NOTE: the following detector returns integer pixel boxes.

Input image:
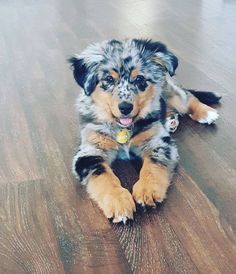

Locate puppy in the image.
[69,39,220,223]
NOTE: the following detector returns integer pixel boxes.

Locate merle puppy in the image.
[69,39,220,223]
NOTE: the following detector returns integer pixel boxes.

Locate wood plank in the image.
[164,168,236,273]
[0,181,65,274]
[0,84,41,184]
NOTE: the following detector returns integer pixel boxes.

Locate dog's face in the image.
[69,39,178,127]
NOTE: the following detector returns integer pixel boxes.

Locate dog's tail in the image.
[187,89,222,105]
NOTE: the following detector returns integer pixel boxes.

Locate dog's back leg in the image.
[163,75,221,124]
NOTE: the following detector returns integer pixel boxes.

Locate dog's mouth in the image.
[117,117,134,127]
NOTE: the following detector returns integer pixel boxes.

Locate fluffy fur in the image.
[69,39,220,223]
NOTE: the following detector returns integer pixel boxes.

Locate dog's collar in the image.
[116,128,131,144]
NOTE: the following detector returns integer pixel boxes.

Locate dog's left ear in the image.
[68,56,98,96]
[135,39,178,76]
[154,48,178,76]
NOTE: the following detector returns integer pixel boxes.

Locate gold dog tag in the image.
[116,129,130,144]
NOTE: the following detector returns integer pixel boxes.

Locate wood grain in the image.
[0,0,236,273]
[0,181,64,273]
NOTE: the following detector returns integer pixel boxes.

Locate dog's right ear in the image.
[68,57,98,96]
[133,39,178,76]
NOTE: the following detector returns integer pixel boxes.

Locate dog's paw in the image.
[132,179,167,207]
[165,113,179,132]
[189,104,219,125]
[197,110,219,124]
[102,187,136,223]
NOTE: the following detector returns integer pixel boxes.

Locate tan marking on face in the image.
[133,84,157,118]
[87,164,135,221]
[187,97,217,121]
[110,69,119,80]
[87,131,118,150]
[130,68,139,79]
[129,127,156,146]
[92,81,158,122]
[132,157,170,206]
[91,86,120,121]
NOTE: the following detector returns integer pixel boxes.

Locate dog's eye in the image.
[135,75,145,84]
[104,75,114,84]
[134,75,147,91]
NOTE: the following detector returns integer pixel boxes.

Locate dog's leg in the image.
[164,75,219,124]
[132,136,178,206]
[187,96,219,124]
[132,157,170,206]
[73,153,135,223]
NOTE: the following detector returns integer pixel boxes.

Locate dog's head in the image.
[69,39,178,127]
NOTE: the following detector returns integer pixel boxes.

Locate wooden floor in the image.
[0,0,236,273]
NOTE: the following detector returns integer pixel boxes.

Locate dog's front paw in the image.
[132,179,167,207]
[101,187,136,223]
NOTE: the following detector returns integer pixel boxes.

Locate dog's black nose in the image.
[118,102,133,115]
